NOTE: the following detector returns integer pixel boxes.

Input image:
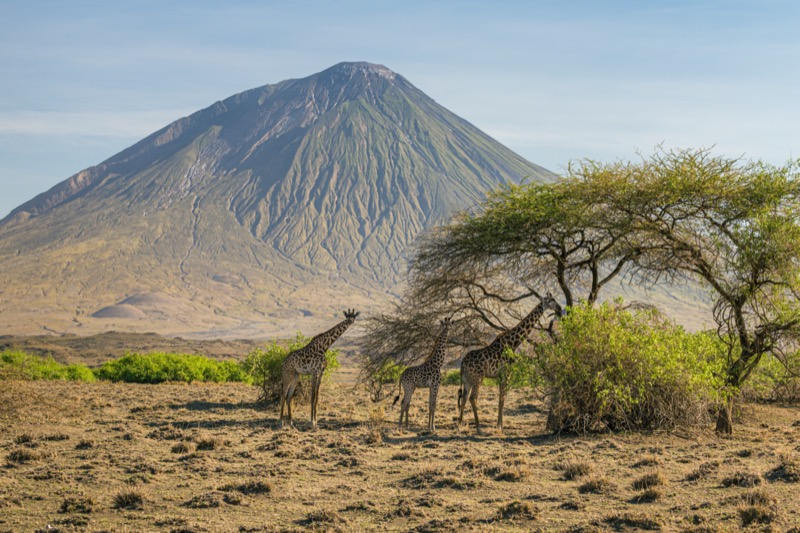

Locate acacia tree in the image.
[361,165,642,382]
[597,148,800,433]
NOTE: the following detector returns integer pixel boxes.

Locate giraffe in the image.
[457,294,560,433]
[279,309,359,429]
[392,317,451,432]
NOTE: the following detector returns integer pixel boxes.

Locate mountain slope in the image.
[0,62,554,338]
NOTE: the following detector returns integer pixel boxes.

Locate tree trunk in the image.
[715,398,733,435]
[717,350,748,435]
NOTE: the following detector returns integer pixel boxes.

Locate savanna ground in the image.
[2,367,800,533]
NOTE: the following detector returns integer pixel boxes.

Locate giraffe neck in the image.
[424,324,450,369]
[308,318,355,352]
[492,302,546,351]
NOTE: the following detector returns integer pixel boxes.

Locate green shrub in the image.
[503,347,542,390]
[64,364,97,382]
[366,359,408,401]
[442,369,461,386]
[540,302,726,433]
[0,349,95,382]
[373,359,406,385]
[93,352,250,384]
[240,333,340,405]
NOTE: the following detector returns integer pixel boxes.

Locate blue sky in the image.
[1,0,798,218]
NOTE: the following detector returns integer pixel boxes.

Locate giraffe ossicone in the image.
[279,309,359,429]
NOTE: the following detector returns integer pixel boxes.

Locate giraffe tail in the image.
[390,380,402,409]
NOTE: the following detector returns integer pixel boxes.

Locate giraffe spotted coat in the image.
[458,294,560,433]
[279,309,359,429]
[393,317,451,431]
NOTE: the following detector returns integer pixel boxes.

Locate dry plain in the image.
[2,366,800,532]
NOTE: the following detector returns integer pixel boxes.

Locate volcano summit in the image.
[0,62,553,338]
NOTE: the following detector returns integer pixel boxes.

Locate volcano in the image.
[0,62,554,338]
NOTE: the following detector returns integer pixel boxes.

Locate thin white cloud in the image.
[0,110,193,137]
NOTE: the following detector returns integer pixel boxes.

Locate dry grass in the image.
[601,511,662,530]
[686,460,720,481]
[722,470,763,488]
[13,433,34,445]
[632,470,667,490]
[767,451,800,482]
[742,487,777,507]
[59,496,94,513]
[221,479,273,495]
[738,503,778,527]
[631,487,663,503]
[496,500,540,520]
[556,457,593,480]
[632,454,662,468]
[0,377,799,531]
[112,489,145,510]
[578,475,616,494]
[303,508,348,527]
[171,442,191,453]
[195,436,224,450]
[75,438,94,449]
[737,488,780,527]
[6,448,39,464]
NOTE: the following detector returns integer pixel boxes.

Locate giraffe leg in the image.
[428,383,439,432]
[397,395,405,428]
[470,383,482,434]
[310,374,320,429]
[279,386,286,427]
[458,379,472,427]
[498,374,508,430]
[399,385,413,429]
[279,370,288,426]
[281,371,298,428]
[313,373,323,429]
[397,379,407,428]
[285,375,299,428]
[286,387,295,427]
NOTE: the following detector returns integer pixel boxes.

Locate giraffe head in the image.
[439,316,451,329]
[541,293,561,316]
[343,309,360,321]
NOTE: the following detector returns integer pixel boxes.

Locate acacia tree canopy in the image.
[411,164,644,317]
[597,148,800,433]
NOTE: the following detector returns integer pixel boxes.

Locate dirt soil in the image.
[1,374,800,532]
